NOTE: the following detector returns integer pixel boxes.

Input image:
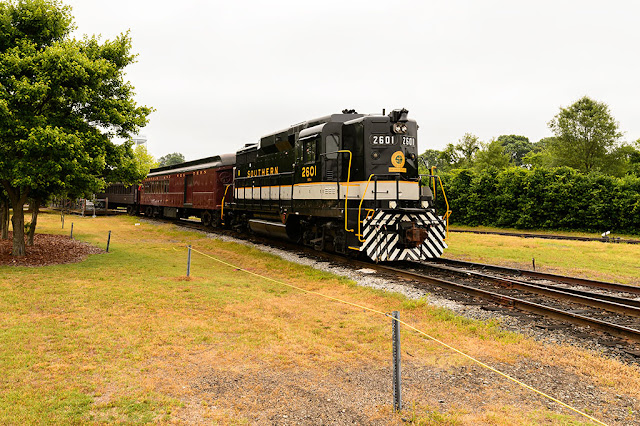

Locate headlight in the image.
[392,123,406,134]
[421,201,429,208]
[389,201,397,209]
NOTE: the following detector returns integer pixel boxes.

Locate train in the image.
[100,108,450,261]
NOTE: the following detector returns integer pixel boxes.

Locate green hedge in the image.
[432,167,640,234]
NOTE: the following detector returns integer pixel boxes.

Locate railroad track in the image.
[450,228,640,245]
[162,217,640,348]
[433,258,640,295]
[412,260,640,343]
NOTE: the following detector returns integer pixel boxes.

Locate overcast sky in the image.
[66,0,640,161]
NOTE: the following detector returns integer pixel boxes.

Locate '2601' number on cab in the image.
[302,165,316,178]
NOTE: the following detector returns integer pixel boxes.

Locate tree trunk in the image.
[5,201,10,239]
[0,199,8,240]
[3,184,30,257]
[10,198,26,256]
[27,199,40,246]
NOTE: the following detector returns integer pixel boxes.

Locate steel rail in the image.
[529,281,640,309]
[434,258,640,295]
[418,262,640,318]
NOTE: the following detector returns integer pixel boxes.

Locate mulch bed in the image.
[0,232,104,267]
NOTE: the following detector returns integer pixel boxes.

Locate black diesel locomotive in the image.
[227,108,449,261]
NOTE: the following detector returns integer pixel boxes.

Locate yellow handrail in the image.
[220,184,231,224]
[337,150,354,233]
[435,175,451,240]
[357,174,375,242]
[430,166,437,201]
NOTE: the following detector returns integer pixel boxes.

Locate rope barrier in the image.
[186,245,608,426]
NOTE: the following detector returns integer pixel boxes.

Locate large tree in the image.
[547,96,622,173]
[0,0,151,256]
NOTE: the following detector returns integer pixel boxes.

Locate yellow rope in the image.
[187,245,608,426]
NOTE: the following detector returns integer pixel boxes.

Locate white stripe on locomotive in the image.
[234,180,420,201]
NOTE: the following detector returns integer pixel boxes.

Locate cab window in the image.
[326,134,339,160]
[303,137,317,163]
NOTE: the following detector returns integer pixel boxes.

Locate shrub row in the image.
[431,167,640,235]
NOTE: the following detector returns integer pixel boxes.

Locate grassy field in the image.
[1,212,639,424]
[449,224,640,240]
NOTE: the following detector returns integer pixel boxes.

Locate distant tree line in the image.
[422,96,640,234]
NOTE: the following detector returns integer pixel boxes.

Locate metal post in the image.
[61,213,64,229]
[70,223,74,239]
[392,311,402,411]
[532,257,536,271]
[106,230,111,252]
[187,245,192,277]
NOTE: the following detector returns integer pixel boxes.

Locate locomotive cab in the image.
[349,108,421,206]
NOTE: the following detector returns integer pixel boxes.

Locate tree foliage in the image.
[437,167,640,234]
[421,97,640,177]
[473,139,510,171]
[420,97,640,233]
[521,137,556,169]
[0,0,152,255]
[496,135,533,166]
[132,145,158,179]
[158,152,185,167]
[547,96,622,173]
[420,135,481,173]
[418,148,451,174]
[456,133,480,167]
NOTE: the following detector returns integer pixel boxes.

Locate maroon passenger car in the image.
[95,183,138,214]
[139,154,235,226]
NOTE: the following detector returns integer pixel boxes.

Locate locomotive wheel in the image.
[201,210,212,227]
[211,212,221,228]
[126,205,136,216]
[144,206,153,217]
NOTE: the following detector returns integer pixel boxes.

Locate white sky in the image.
[66,0,640,161]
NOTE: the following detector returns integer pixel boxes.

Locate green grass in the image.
[1,212,638,424]
[449,224,640,240]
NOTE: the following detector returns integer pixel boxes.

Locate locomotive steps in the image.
[1,212,639,424]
